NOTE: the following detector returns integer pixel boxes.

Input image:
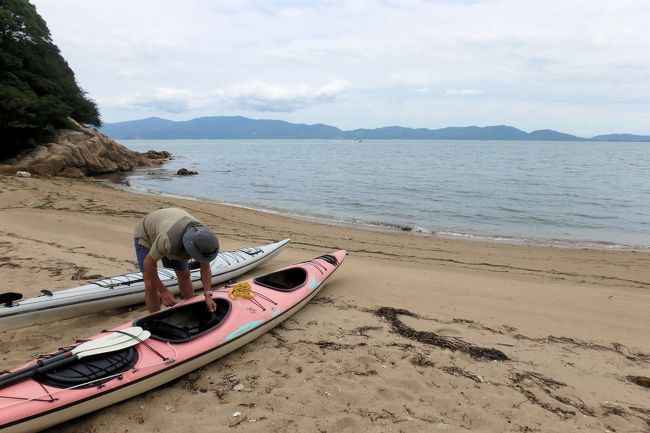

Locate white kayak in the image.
[0,239,290,332]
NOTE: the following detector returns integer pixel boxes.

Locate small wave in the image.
[436,230,525,244]
[495,206,527,214]
[434,230,649,251]
[565,212,616,220]
[94,178,198,201]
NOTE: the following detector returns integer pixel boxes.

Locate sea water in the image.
[114,139,650,249]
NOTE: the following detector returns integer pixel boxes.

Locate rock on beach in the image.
[0,123,170,177]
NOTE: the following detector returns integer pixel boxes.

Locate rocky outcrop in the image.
[143,150,172,160]
[0,123,170,178]
[176,168,198,176]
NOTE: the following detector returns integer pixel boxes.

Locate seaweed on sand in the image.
[375,307,509,361]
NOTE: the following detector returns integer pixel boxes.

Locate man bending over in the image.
[134,208,219,312]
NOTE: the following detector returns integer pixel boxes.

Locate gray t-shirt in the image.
[134,208,199,261]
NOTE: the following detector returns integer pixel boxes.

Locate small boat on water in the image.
[0,249,346,433]
[0,239,290,332]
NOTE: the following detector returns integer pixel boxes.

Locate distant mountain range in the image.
[101,116,650,142]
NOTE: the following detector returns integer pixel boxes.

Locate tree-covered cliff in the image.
[0,0,100,159]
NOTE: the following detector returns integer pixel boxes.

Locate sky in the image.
[30,0,650,136]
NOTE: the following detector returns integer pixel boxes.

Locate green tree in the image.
[0,0,100,159]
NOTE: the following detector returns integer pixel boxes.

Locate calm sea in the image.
[113,139,650,250]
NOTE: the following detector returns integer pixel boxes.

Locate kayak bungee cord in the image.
[240,247,262,256]
[0,380,56,403]
[303,260,327,274]
[218,246,263,266]
[91,272,152,289]
[92,271,167,289]
[131,341,177,372]
[111,329,175,363]
[301,254,340,275]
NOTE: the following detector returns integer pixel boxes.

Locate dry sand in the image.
[0,175,649,433]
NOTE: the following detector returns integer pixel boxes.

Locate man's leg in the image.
[176,270,194,299]
[135,239,161,311]
[162,257,193,300]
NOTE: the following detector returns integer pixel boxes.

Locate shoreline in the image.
[1,174,649,433]
[1,174,648,334]
[98,171,650,253]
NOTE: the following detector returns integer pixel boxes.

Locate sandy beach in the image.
[0,174,648,433]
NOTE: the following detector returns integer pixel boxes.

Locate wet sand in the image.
[0,175,649,432]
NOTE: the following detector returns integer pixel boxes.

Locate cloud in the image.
[446,89,483,96]
[101,80,351,113]
[101,88,209,113]
[215,79,351,112]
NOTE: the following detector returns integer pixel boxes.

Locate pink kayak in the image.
[0,250,346,433]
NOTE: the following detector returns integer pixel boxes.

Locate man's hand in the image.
[205,293,216,312]
[159,288,176,307]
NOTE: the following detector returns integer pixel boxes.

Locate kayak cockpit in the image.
[39,347,139,389]
[254,267,307,292]
[134,299,231,343]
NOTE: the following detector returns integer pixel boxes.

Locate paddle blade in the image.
[77,331,151,359]
[72,327,149,357]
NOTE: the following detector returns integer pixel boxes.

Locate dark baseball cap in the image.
[182,224,219,262]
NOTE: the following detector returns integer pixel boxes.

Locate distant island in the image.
[101,116,650,142]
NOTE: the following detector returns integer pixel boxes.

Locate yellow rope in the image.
[229,281,255,300]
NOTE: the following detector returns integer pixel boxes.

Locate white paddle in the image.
[0,327,149,389]
[75,330,151,358]
[28,326,148,359]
